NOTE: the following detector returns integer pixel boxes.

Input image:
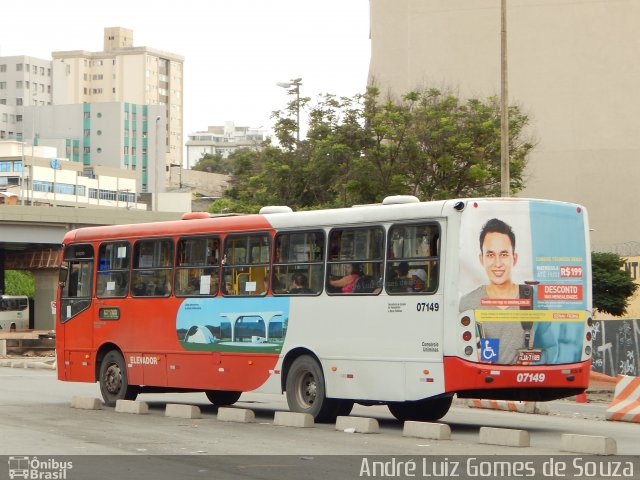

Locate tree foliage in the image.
[592,252,638,317]
[213,84,534,211]
[4,270,35,297]
[192,153,233,174]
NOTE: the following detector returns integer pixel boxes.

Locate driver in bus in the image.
[459,218,534,364]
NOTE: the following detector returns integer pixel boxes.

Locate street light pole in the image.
[276,78,302,143]
[500,0,510,197]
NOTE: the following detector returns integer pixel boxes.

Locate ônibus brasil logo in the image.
[8,456,72,480]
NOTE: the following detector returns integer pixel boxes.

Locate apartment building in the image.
[19,102,165,196]
[52,27,184,170]
[368,0,640,251]
[186,122,266,168]
[0,141,145,209]
[0,56,54,109]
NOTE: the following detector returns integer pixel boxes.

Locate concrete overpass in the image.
[0,205,183,329]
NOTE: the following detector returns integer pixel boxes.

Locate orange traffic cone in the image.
[576,392,588,403]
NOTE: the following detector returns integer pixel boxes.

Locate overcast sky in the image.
[0,0,371,137]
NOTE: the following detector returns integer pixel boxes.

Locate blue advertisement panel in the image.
[458,200,589,365]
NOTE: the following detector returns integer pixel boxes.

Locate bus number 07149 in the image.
[417,302,439,312]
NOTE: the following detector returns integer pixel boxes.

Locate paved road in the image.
[1,366,637,458]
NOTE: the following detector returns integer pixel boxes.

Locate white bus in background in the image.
[0,295,30,331]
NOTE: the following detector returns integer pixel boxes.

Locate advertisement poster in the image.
[458,200,589,365]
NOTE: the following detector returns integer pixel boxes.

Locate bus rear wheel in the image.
[205,390,242,406]
[388,396,453,422]
[99,350,139,407]
[286,355,339,423]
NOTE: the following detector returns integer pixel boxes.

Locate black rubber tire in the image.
[388,396,453,422]
[285,355,339,423]
[99,350,139,407]
[205,390,242,406]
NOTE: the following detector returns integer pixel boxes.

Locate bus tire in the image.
[286,355,338,423]
[99,350,139,407]
[387,396,453,422]
[205,390,242,406]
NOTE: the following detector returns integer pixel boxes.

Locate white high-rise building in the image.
[0,56,54,109]
[52,27,184,171]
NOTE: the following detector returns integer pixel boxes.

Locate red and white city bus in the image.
[56,196,593,422]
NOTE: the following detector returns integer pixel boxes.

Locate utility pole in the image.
[500,0,510,197]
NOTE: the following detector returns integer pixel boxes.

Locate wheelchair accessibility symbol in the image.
[481,338,499,362]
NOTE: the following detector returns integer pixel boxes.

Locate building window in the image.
[16,64,22,71]
[0,162,12,172]
[0,65,5,72]
[89,188,98,199]
[83,129,90,137]
[0,100,6,105]
[0,82,6,89]
[16,81,23,88]
[15,98,22,106]
[83,112,90,119]
[33,181,54,193]
[39,67,44,75]
[32,65,37,74]
[16,115,22,122]
[83,147,90,154]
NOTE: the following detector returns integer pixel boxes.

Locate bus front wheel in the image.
[99,350,139,407]
[388,396,453,422]
[286,355,339,423]
[205,390,242,406]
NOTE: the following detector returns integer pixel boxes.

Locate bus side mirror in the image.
[58,267,68,286]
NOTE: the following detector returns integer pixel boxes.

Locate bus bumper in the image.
[443,356,591,401]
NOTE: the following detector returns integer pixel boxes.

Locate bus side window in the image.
[96,241,130,298]
[131,239,174,297]
[60,243,94,323]
[385,223,440,295]
[272,230,325,295]
[326,227,384,295]
[222,233,270,297]
[175,237,220,297]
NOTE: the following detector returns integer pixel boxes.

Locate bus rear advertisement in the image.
[56,197,592,422]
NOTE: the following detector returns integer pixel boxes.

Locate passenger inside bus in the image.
[329,263,361,294]
[289,273,314,294]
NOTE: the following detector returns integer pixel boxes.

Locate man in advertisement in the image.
[459,218,534,364]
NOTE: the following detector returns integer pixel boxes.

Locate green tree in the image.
[192,153,232,174]
[592,252,638,316]
[4,270,35,297]
[226,84,534,210]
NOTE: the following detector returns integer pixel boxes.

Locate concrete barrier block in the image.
[273,411,314,428]
[71,396,103,410]
[403,421,451,440]
[165,403,201,419]
[561,434,617,455]
[335,416,379,434]
[115,399,149,415]
[479,426,529,447]
[217,407,255,423]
